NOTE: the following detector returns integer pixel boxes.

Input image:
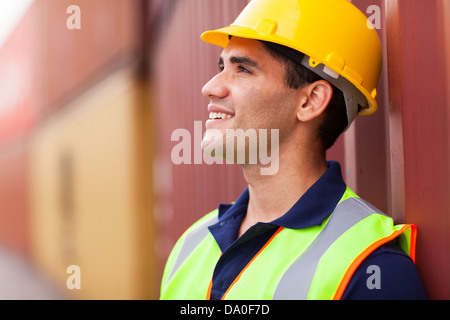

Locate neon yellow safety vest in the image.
[160,188,417,300]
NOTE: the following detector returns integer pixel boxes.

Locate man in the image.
[160,0,426,300]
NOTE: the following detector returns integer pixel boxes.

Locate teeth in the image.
[209,112,233,120]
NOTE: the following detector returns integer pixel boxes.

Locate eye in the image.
[237,65,251,73]
[218,58,224,72]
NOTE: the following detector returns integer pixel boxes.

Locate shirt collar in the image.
[216,161,347,230]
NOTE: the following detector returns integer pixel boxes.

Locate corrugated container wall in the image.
[383,0,450,299]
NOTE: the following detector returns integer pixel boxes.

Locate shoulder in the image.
[342,242,427,300]
[160,209,219,287]
[181,209,219,238]
[170,209,219,258]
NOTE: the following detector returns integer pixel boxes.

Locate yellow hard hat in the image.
[201,0,382,127]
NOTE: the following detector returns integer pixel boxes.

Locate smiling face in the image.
[201,37,301,162]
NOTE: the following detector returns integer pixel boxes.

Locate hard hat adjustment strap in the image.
[300,55,367,131]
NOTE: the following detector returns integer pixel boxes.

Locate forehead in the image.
[220,37,275,63]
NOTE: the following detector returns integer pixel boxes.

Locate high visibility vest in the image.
[160,188,417,300]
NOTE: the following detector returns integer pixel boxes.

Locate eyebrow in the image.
[218,55,261,71]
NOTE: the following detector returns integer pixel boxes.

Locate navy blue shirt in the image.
[207,161,427,300]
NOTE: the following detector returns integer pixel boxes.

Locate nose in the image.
[201,72,229,99]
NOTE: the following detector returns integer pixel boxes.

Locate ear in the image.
[297,80,333,123]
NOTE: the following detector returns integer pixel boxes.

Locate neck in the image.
[239,145,327,237]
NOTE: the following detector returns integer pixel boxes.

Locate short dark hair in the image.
[261,41,348,154]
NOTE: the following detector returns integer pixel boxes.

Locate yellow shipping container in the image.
[29,68,156,299]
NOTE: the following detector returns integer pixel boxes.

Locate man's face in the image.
[201,37,300,162]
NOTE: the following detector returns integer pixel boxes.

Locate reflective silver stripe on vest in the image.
[166,213,219,284]
[273,197,386,300]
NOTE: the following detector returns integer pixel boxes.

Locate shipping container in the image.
[0,0,157,299]
[30,68,156,299]
[0,0,44,260]
[42,0,139,113]
[0,1,42,148]
[382,0,450,299]
[0,143,30,255]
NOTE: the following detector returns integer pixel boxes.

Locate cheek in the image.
[231,79,298,129]
[247,90,297,129]
[231,87,262,125]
